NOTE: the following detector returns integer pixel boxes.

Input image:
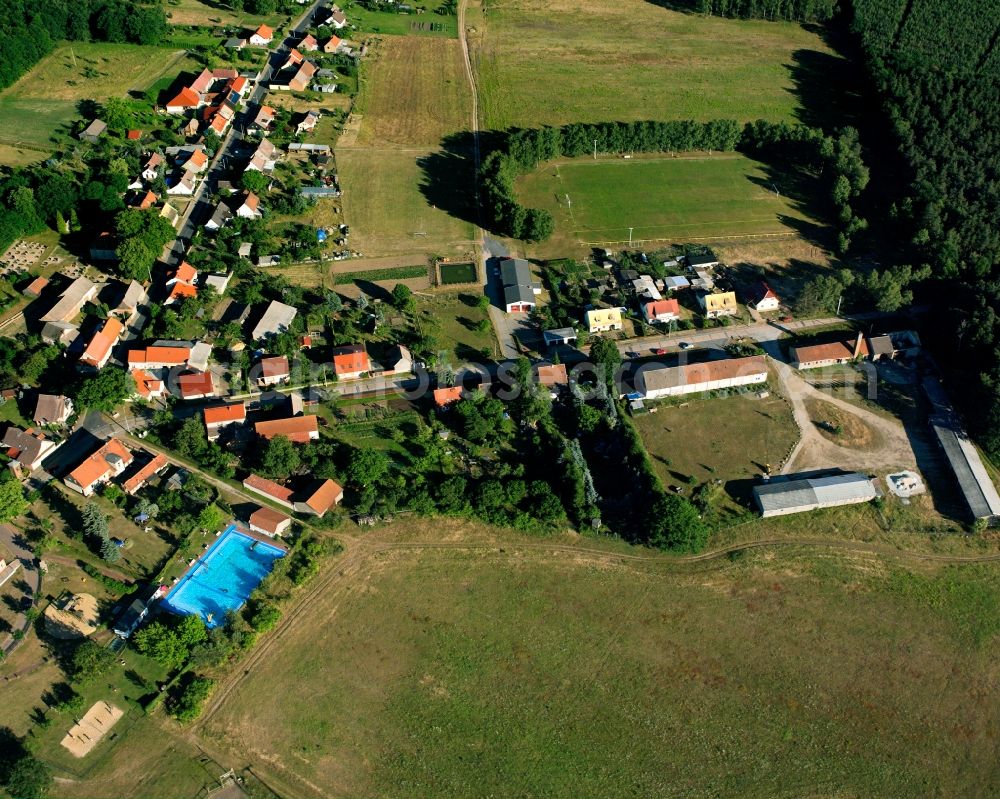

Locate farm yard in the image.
[198,521,1000,799]
[516,154,808,254]
[469,0,840,130]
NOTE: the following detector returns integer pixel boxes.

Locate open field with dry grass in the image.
[196,519,1000,798]
[164,0,285,28]
[337,149,476,257]
[469,0,839,130]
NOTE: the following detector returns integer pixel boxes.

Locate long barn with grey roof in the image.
[753,472,879,518]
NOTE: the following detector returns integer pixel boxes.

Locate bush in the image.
[167,675,214,723]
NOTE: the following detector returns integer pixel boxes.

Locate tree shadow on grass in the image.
[417,130,506,231]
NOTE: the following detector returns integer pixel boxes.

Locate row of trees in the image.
[848,1,1000,458]
[0,0,168,89]
[480,119,742,240]
[688,0,836,21]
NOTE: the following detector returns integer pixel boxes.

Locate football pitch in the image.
[517,154,806,246]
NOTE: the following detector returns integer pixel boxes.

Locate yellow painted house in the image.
[585,308,623,333]
[699,291,738,318]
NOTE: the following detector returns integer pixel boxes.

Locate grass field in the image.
[471,0,839,130]
[337,149,475,257]
[415,291,494,362]
[517,154,807,250]
[348,2,458,37]
[352,36,471,148]
[199,526,1000,798]
[164,0,284,27]
[634,386,798,488]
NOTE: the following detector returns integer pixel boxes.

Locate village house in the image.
[325,9,348,28]
[142,153,163,181]
[252,300,298,341]
[249,506,292,536]
[65,438,133,496]
[642,298,681,324]
[122,453,168,495]
[249,24,274,46]
[501,258,542,313]
[433,386,464,408]
[243,474,296,510]
[791,333,868,370]
[246,138,278,172]
[225,36,247,50]
[167,172,196,196]
[287,60,317,92]
[236,191,262,219]
[687,251,719,270]
[78,317,124,370]
[2,427,59,476]
[867,330,921,361]
[133,370,166,400]
[636,355,768,400]
[255,415,320,443]
[332,344,370,380]
[383,345,413,375]
[251,105,276,132]
[165,87,201,115]
[699,291,738,319]
[293,478,344,516]
[34,394,73,426]
[585,308,623,334]
[203,402,247,441]
[257,356,291,387]
[283,48,304,70]
[111,280,148,324]
[177,371,217,400]
[322,35,342,53]
[299,33,319,51]
[746,281,780,312]
[534,364,569,394]
[164,260,198,305]
[129,189,157,210]
[296,110,321,135]
[127,344,193,371]
[205,201,234,232]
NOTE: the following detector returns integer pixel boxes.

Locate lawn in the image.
[633,385,798,489]
[414,291,494,362]
[336,149,476,258]
[351,35,471,148]
[516,154,809,251]
[199,529,1000,798]
[471,0,840,130]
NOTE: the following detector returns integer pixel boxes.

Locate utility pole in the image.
[593,139,597,160]
[628,227,634,246]
[836,295,843,316]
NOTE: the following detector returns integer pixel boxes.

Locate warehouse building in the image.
[635,355,767,400]
[753,472,879,518]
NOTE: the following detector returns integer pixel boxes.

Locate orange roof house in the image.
[204,401,247,440]
[323,36,342,53]
[791,333,869,370]
[295,479,343,516]
[331,344,370,379]
[249,505,292,536]
[168,260,198,284]
[535,363,568,387]
[258,355,290,386]
[243,474,295,509]
[165,86,201,113]
[79,317,124,370]
[123,453,168,494]
[126,129,142,140]
[433,386,464,407]
[250,24,273,45]
[166,282,198,304]
[128,346,191,370]
[254,415,319,443]
[177,371,216,400]
[642,298,681,323]
[131,190,157,210]
[133,370,165,399]
[65,438,133,496]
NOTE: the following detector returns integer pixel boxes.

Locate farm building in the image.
[249,506,292,536]
[252,301,298,341]
[868,330,920,361]
[585,308,623,333]
[698,291,738,318]
[791,333,868,370]
[243,474,295,510]
[79,119,107,144]
[78,318,124,370]
[40,277,98,323]
[501,259,541,313]
[122,454,168,495]
[255,416,319,443]
[753,472,879,518]
[635,355,768,400]
[294,478,344,516]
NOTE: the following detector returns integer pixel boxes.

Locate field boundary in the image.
[581,231,799,247]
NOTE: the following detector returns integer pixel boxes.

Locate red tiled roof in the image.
[747,281,779,304]
[302,479,343,515]
[203,402,247,425]
[243,474,294,504]
[433,386,463,407]
[128,346,190,367]
[79,317,124,368]
[171,260,197,283]
[67,438,132,490]
[260,356,290,378]
[123,453,168,494]
[133,370,163,398]
[644,298,680,317]
[253,24,273,39]
[535,364,568,386]
[190,68,214,94]
[126,129,142,140]
[166,87,201,108]
[249,505,290,534]
[793,338,869,364]
[25,276,49,295]
[255,416,318,443]
[167,282,198,302]
[177,371,215,398]
[332,344,369,375]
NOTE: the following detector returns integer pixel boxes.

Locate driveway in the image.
[0,523,40,656]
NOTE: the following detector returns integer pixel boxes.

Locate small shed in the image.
[79,119,107,144]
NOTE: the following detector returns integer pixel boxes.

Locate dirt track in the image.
[773,359,917,475]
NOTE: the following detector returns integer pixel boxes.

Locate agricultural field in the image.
[351,36,471,148]
[470,0,840,130]
[199,525,1000,799]
[163,0,285,28]
[337,149,476,257]
[516,154,808,252]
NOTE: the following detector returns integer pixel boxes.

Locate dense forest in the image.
[848,0,1000,455]
[0,0,167,89]
[687,0,836,21]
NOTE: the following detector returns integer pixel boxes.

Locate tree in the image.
[167,676,214,722]
[103,97,135,131]
[175,614,208,647]
[0,478,27,523]
[4,754,52,799]
[391,283,415,312]
[645,494,709,553]
[133,622,188,669]
[70,640,116,682]
[240,170,270,194]
[260,435,300,479]
[245,600,281,632]
[100,537,121,563]
[346,448,391,487]
[174,418,207,460]
[590,336,622,392]
[196,504,224,532]
[75,366,134,411]
[81,502,109,541]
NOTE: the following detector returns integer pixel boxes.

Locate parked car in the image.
[678,342,693,350]
[653,347,668,355]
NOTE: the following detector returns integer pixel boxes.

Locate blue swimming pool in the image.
[162,525,286,628]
